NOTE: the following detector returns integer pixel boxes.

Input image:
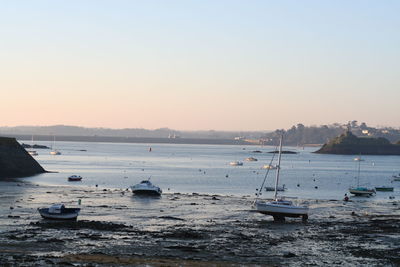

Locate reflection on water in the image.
[21,140,400,201]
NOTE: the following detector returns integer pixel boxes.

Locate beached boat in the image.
[375,186,394,192]
[245,157,258,162]
[68,175,82,181]
[230,161,243,166]
[38,204,80,220]
[349,156,375,196]
[130,180,162,196]
[255,135,309,221]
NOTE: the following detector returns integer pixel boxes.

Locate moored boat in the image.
[349,156,375,197]
[130,180,162,196]
[230,161,243,166]
[38,204,80,220]
[374,186,394,192]
[349,187,376,196]
[245,157,258,162]
[68,175,82,181]
[262,164,278,170]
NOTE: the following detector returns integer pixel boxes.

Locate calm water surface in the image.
[22,141,400,201]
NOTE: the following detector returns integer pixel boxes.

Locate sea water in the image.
[24,141,400,201]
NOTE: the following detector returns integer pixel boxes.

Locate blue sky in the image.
[1,1,399,130]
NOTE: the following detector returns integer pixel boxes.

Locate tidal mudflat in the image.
[1,180,400,266]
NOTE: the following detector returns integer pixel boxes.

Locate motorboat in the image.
[245,157,258,162]
[38,204,80,220]
[265,184,286,191]
[392,174,400,181]
[254,135,308,221]
[349,156,375,196]
[68,175,82,181]
[353,157,365,161]
[130,180,162,196]
[230,161,243,166]
[374,186,394,192]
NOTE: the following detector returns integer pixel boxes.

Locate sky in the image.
[0,0,399,131]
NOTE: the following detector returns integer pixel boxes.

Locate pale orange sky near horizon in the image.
[1,1,399,131]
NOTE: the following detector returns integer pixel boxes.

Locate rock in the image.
[283,252,297,258]
[0,137,46,178]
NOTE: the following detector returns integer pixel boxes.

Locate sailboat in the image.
[254,135,309,221]
[348,156,375,196]
[27,135,38,156]
[50,136,61,155]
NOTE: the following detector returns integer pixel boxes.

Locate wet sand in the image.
[1,180,400,266]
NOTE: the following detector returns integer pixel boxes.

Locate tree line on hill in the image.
[262,121,400,146]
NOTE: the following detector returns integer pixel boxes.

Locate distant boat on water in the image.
[375,186,394,192]
[27,135,38,156]
[50,136,61,155]
[245,157,258,162]
[262,164,278,170]
[230,161,243,166]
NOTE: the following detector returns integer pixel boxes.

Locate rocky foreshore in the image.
[1,181,400,266]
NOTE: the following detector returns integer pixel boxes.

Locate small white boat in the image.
[68,175,82,181]
[50,136,61,155]
[130,180,162,196]
[353,157,365,161]
[245,157,258,162]
[38,204,80,220]
[262,164,278,170]
[50,150,61,155]
[392,174,400,181]
[255,135,308,221]
[230,161,243,166]
[28,150,38,156]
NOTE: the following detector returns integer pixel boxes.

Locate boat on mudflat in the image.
[68,175,82,181]
[130,180,162,196]
[38,204,80,220]
[349,187,376,196]
[254,134,309,221]
[230,161,243,166]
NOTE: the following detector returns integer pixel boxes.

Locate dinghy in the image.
[38,204,80,220]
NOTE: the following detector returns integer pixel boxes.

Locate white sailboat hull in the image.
[256,201,308,217]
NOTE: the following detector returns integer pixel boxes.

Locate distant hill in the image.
[0,137,46,178]
[314,131,400,155]
[0,125,267,140]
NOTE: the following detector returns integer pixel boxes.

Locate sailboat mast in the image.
[357,157,361,187]
[274,135,283,200]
